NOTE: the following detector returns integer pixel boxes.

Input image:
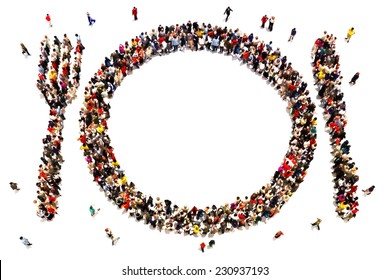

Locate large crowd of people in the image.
[77,21,318,235]
[34,34,84,220]
[312,32,360,221]
[27,11,367,233]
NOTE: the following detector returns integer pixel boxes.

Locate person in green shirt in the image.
[89,205,100,217]
[20,43,31,56]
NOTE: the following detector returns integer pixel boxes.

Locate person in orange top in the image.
[274,231,284,239]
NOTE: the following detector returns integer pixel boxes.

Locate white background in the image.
[1,0,389,279]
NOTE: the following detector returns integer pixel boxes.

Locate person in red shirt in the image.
[45,14,52,27]
[132,7,138,21]
[261,15,268,28]
[200,242,206,252]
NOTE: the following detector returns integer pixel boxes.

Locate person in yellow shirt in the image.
[80,143,89,151]
[112,160,120,168]
[193,224,200,235]
[311,218,322,230]
[120,175,127,184]
[49,69,57,83]
[345,27,355,43]
[314,70,325,85]
[96,124,105,133]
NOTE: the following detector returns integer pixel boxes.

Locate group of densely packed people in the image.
[34,34,84,220]
[77,20,318,235]
[312,32,359,221]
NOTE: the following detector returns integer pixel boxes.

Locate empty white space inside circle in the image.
[109,50,291,208]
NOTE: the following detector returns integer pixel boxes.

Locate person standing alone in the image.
[45,14,52,27]
[87,12,96,26]
[20,236,32,246]
[132,7,138,21]
[10,182,21,190]
[349,72,360,85]
[311,218,322,230]
[362,185,375,195]
[224,6,233,22]
[288,28,297,41]
[345,27,355,43]
[105,228,120,245]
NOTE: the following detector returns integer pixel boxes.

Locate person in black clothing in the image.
[224,7,233,22]
[20,43,31,56]
[9,182,20,191]
[288,28,297,42]
[349,72,360,85]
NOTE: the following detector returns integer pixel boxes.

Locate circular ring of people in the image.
[77,22,318,236]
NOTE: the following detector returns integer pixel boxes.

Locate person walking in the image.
[10,182,20,191]
[20,236,32,246]
[268,16,275,31]
[132,7,138,21]
[209,240,215,248]
[200,242,206,252]
[345,27,355,43]
[261,15,269,28]
[274,230,284,239]
[87,12,96,25]
[45,14,52,27]
[362,185,375,195]
[224,6,233,22]
[105,228,120,245]
[288,28,297,41]
[89,205,100,217]
[311,218,322,230]
[20,43,31,56]
[349,72,360,85]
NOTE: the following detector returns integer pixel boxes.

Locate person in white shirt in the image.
[20,236,32,246]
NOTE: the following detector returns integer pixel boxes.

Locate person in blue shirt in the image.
[211,37,219,52]
[87,12,96,26]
